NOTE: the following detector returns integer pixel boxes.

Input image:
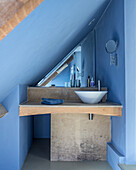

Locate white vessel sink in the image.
[75,91,107,104]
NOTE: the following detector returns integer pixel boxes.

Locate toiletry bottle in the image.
[73,64,76,87]
[76,79,81,87]
[91,77,94,87]
[70,66,73,87]
[76,66,80,87]
[87,76,90,87]
[98,80,101,91]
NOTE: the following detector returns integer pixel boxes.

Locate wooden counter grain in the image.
[19,101,122,117]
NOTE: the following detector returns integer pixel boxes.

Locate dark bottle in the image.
[73,64,76,87]
[87,76,90,87]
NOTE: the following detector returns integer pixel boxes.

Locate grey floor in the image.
[22,139,113,170]
[119,164,136,170]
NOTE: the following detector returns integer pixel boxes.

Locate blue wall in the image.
[0,86,20,170]
[0,85,33,170]
[95,0,125,168]
[34,115,50,138]
[19,85,33,169]
[0,0,110,103]
[81,31,95,87]
[124,0,136,164]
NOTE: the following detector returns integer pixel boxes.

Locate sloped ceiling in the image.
[0,0,110,102]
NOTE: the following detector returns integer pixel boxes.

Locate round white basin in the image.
[75,91,108,104]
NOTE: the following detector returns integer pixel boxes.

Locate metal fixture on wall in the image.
[105,40,118,66]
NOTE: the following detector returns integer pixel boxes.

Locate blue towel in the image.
[41,98,64,105]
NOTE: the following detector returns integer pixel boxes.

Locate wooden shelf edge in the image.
[0,104,8,118]
[19,102,122,117]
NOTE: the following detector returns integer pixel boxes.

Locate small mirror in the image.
[105,40,118,54]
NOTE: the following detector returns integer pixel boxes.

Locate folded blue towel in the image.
[41,98,64,105]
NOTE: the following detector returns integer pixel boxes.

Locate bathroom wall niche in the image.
[37,30,95,87]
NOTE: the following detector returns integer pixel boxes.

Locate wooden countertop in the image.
[19,101,122,117]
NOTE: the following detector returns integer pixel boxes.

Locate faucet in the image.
[98,80,101,91]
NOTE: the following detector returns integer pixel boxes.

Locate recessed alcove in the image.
[19,29,122,163]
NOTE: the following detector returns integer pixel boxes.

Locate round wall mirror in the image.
[105,40,118,54]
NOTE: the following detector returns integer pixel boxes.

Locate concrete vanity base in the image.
[51,114,111,161]
[19,87,119,161]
